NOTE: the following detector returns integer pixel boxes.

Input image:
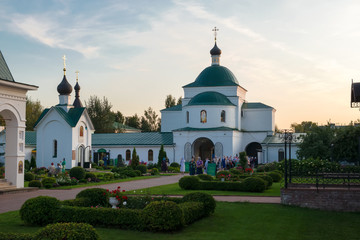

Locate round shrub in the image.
[28,180,41,188]
[35,222,99,240]
[85,172,96,181]
[69,166,86,180]
[41,177,56,188]
[216,170,230,178]
[197,174,213,181]
[20,196,60,226]
[179,176,200,190]
[142,201,184,232]
[134,170,142,176]
[150,168,159,175]
[257,174,273,188]
[268,171,282,182]
[243,177,266,192]
[103,172,114,181]
[230,168,242,175]
[170,162,180,168]
[24,172,35,181]
[182,192,216,216]
[76,188,108,207]
[136,165,147,174]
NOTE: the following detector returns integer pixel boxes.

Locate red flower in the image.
[122,190,125,192]
[122,196,128,200]
[117,186,121,189]
[103,193,106,196]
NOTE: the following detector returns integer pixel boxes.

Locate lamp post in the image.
[280,129,294,188]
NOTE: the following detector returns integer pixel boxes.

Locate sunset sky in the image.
[1,0,360,129]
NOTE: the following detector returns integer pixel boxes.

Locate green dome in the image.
[183,65,239,88]
[187,91,235,106]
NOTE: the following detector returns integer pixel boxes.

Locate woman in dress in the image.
[189,157,196,176]
[196,157,203,175]
[180,157,185,174]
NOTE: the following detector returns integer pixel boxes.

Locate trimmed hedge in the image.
[20,196,60,226]
[197,174,213,181]
[136,165,147,174]
[76,188,108,207]
[69,166,86,180]
[85,172,96,181]
[178,176,200,190]
[268,171,282,182]
[243,177,266,192]
[0,232,33,240]
[35,222,99,240]
[41,177,56,188]
[28,180,41,188]
[24,172,34,181]
[182,192,216,216]
[141,201,184,232]
[62,198,92,207]
[178,202,204,225]
[170,162,180,168]
[257,174,273,188]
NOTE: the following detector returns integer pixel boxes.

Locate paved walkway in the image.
[0,174,280,213]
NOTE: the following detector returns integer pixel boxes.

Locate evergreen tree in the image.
[157,144,167,168]
[30,156,37,169]
[131,147,139,169]
[239,152,247,170]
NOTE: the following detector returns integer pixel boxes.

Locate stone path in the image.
[0,174,280,213]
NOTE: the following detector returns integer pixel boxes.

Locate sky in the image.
[1,0,360,129]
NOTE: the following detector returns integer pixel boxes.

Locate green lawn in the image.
[1,202,359,240]
[127,182,281,196]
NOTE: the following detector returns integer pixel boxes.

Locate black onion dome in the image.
[57,75,73,95]
[74,81,80,91]
[210,42,221,56]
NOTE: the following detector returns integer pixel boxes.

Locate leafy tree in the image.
[332,125,360,163]
[296,124,335,160]
[291,121,318,133]
[157,144,167,168]
[125,114,140,129]
[140,107,160,132]
[85,96,115,133]
[165,95,176,108]
[130,147,139,169]
[113,111,125,124]
[177,97,182,105]
[26,98,44,131]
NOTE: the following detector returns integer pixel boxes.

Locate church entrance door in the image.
[192,137,214,160]
[245,142,262,164]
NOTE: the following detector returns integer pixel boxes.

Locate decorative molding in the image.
[0,93,26,101]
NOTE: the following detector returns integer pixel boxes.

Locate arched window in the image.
[80,126,84,137]
[53,140,57,158]
[148,150,153,161]
[221,110,226,122]
[126,150,131,161]
[186,111,189,123]
[278,149,284,162]
[200,110,207,123]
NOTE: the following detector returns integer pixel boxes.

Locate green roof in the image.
[161,104,182,112]
[25,131,36,146]
[187,91,235,106]
[183,65,239,88]
[34,106,85,128]
[261,133,305,144]
[173,127,239,132]
[92,132,173,146]
[242,102,273,109]
[0,51,15,82]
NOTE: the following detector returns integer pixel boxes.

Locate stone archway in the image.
[192,137,214,160]
[245,142,262,158]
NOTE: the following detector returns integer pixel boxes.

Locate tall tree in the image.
[85,95,115,133]
[332,125,360,163]
[26,97,44,131]
[291,121,318,133]
[125,114,140,129]
[177,97,182,105]
[157,144,167,168]
[114,111,125,124]
[165,95,176,108]
[131,147,139,169]
[140,107,160,132]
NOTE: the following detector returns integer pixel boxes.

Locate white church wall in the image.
[242,132,268,151]
[183,86,244,102]
[184,105,236,129]
[241,108,274,132]
[160,111,183,132]
[36,110,73,169]
[262,144,300,163]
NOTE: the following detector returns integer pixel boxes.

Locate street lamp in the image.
[280,129,294,188]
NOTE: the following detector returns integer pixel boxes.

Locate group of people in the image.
[48,158,66,176]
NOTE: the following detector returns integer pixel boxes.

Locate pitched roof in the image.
[25,131,36,146]
[161,104,182,112]
[34,106,85,128]
[92,132,173,146]
[0,51,15,82]
[173,126,239,132]
[261,133,305,145]
[242,102,273,109]
[187,91,235,106]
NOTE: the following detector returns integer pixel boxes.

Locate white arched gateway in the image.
[0,51,37,188]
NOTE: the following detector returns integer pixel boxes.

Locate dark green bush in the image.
[178,202,204,225]
[230,168,242,175]
[24,172,35,181]
[28,180,41,188]
[150,168,159,175]
[134,170,142,176]
[85,172,96,181]
[0,232,33,240]
[243,177,266,192]
[24,160,31,172]
[76,188,108,207]
[197,174,213,181]
[41,177,56,188]
[35,222,100,240]
[61,198,92,207]
[257,174,273,188]
[112,167,138,177]
[141,201,184,232]
[179,176,200,190]
[136,165,147,174]
[268,171,282,182]
[182,192,216,216]
[256,164,266,172]
[199,181,245,191]
[103,172,114,181]
[168,166,180,173]
[20,196,60,226]
[69,166,86,180]
[170,162,180,168]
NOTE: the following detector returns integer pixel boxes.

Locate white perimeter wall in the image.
[241,108,274,132]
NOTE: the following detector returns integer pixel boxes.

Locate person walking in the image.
[196,157,203,175]
[189,157,196,176]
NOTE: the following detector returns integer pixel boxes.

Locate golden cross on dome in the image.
[212,27,219,41]
[75,70,79,82]
[62,55,67,75]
